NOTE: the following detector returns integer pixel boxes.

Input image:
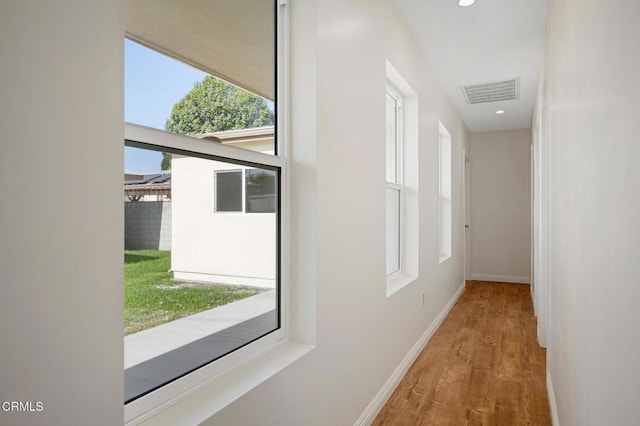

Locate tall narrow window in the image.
[385,61,419,296]
[439,122,452,262]
[123,0,283,415]
[386,84,403,276]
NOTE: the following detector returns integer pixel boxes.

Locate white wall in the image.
[470,129,531,283]
[0,0,471,424]
[171,156,276,287]
[0,1,124,425]
[198,0,470,424]
[538,0,640,424]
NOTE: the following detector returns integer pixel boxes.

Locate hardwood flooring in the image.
[373,281,551,426]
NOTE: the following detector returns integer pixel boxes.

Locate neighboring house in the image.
[124,171,171,202]
[171,126,276,288]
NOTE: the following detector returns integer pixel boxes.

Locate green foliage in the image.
[245,169,276,196]
[165,76,274,136]
[161,152,171,171]
[161,76,273,170]
[124,250,261,335]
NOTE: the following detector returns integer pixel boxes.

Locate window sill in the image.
[125,340,315,425]
[386,272,418,298]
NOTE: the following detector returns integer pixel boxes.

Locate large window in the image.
[123,0,283,416]
[385,61,419,296]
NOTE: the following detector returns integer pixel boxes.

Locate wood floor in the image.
[373,281,551,426]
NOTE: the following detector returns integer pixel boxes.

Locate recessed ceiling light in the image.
[458,0,475,6]
[496,110,505,114]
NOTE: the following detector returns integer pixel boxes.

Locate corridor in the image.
[374,281,550,425]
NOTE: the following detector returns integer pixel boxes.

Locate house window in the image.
[215,170,243,212]
[439,122,452,262]
[214,168,277,213]
[123,0,284,415]
[385,61,419,296]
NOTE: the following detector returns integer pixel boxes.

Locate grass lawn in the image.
[125,250,261,335]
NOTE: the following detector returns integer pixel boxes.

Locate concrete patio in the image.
[124,289,276,369]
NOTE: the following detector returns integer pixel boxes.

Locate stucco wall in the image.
[171,156,276,287]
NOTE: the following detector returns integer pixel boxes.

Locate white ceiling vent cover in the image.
[462,78,519,104]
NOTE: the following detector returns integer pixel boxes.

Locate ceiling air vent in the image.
[462,78,519,104]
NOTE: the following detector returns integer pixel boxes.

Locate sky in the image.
[124,39,207,173]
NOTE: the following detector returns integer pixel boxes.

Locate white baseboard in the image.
[471,274,530,284]
[354,282,466,426]
[547,371,559,426]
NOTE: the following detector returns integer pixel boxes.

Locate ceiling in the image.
[125,0,547,132]
[125,0,275,100]
[392,0,549,132]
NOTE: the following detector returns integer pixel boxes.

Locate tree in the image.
[161,76,274,170]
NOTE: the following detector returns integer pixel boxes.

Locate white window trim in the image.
[438,121,452,264]
[386,83,403,278]
[385,61,419,297]
[386,82,403,186]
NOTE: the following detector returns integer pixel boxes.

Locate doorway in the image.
[463,151,471,281]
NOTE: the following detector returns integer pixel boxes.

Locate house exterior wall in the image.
[0,0,124,425]
[538,0,640,425]
[470,129,531,283]
[171,155,276,287]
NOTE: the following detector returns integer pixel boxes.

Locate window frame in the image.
[213,169,244,213]
[438,121,452,263]
[124,126,287,419]
[385,82,404,277]
[385,60,419,297]
[123,0,289,421]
